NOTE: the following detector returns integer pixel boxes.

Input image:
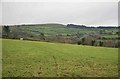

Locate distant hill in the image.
[2,23,119,48]
[19,23,66,27]
[66,24,118,29]
[3,23,118,28]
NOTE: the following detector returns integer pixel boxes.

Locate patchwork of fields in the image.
[2,24,118,48]
[2,39,118,77]
[9,24,118,37]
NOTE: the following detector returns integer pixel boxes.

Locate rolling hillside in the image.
[2,39,118,77]
[8,23,118,36]
[2,24,118,48]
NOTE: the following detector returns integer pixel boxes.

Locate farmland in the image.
[2,24,119,48]
[2,39,118,77]
[8,24,118,37]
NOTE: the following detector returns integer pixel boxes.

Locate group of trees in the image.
[67,24,86,28]
[2,26,10,38]
[77,37,118,48]
[67,24,118,29]
[77,37,103,46]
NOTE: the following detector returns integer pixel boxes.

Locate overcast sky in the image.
[2,2,118,26]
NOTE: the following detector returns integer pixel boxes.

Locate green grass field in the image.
[2,39,118,77]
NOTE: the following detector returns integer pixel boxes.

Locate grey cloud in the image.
[2,2,118,26]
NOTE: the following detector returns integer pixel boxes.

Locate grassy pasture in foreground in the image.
[2,39,118,77]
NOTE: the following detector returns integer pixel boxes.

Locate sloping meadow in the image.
[2,39,118,77]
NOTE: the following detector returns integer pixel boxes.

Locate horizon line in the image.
[1,23,118,27]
